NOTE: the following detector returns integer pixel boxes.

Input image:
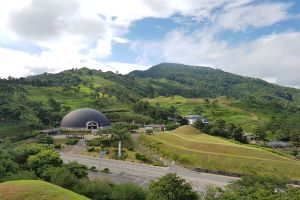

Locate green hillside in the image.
[142,126,300,180]
[1,63,300,142]
[130,63,300,103]
[145,96,265,132]
[0,180,90,200]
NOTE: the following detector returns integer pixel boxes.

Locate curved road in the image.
[60,152,236,192]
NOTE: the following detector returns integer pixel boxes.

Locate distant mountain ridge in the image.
[128,63,300,103]
[6,62,300,104]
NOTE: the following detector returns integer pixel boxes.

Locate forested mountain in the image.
[7,62,300,104]
[129,63,300,103]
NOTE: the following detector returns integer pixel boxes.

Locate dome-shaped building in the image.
[60,108,110,129]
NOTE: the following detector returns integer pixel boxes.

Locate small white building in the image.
[185,115,209,125]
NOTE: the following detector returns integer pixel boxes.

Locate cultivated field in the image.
[0,180,90,200]
[143,126,300,180]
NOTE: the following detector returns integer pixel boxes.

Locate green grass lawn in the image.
[145,96,265,132]
[143,126,300,180]
[0,180,90,200]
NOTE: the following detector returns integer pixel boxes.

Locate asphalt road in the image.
[60,152,236,192]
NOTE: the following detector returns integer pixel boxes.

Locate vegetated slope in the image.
[145,96,264,132]
[130,63,300,103]
[2,63,300,137]
[21,63,300,103]
[0,180,90,200]
[143,126,300,180]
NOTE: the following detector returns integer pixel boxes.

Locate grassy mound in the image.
[0,180,90,200]
[144,126,300,180]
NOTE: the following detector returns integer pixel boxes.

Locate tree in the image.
[147,173,199,200]
[112,126,128,158]
[27,150,63,173]
[232,127,244,142]
[64,162,88,179]
[145,129,154,135]
[48,98,61,112]
[112,183,146,200]
[254,126,267,141]
[42,167,78,189]
[204,175,300,200]
[193,119,205,131]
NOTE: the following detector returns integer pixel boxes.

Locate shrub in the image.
[64,162,88,179]
[101,168,110,173]
[27,149,63,174]
[90,166,97,171]
[54,144,61,149]
[42,167,79,190]
[36,134,53,144]
[87,147,95,152]
[65,138,79,145]
[1,170,38,181]
[135,153,150,163]
[145,129,153,135]
[87,139,102,146]
[165,123,179,131]
[111,149,128,160]
[112,183,146,200]
[75,180,114,200]
[127,146,134,151]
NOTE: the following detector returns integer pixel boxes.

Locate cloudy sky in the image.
[0,0,300,87]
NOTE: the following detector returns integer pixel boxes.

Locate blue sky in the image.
[0,0,300,87]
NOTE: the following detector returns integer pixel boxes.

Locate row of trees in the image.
[194,119,245,143]
[133,101,188,124]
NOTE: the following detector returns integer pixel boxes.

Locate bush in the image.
[101,168,110,173]
[112,183,146,200]
[90,166,97,171]
[165,123,179,131]
[75,180,114,200]
[135,153,150,163]
[111,149,128,160]
[127,146,134,151]
[1,170,38,182]
[87,139,102,146]
[54,144,61,149]
[65,138,79,145]
[36,134,53,144]
[87,147,95,152]
[64,162,88,179]
[16,143,50,164]
[42,167,79,190]
[27,149,63,174]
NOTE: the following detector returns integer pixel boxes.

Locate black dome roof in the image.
[60,108,110,128]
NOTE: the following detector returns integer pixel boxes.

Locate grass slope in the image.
[144,126,300,180]
[0,180,90,200]
[145,96,265,132]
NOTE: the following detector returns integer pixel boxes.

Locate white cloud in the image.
[157,30,300,87]
[218,2,291,31]
[0,0,298,88]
